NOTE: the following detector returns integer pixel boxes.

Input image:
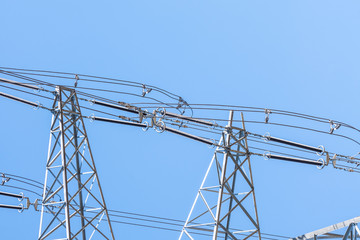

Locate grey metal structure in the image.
[38,86,114,240]
[291,216,360,240]
[179,111,261,240]
[2,72,360,239]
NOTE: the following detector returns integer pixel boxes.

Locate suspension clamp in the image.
[265,109,272,123]
[74,74,79,88]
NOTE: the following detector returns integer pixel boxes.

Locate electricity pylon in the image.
[179,111,261,240]
[38,86,115,240]
[292,216,360,240]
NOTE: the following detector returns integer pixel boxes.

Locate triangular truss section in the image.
[39,86,114,240]
[179,111,261,240]
[292,216,360,240]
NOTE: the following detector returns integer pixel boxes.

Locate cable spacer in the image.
[18,204,24,213]
[176,97,185,110]
[317,158,325,170]
[142,84,152,97]
[142,121,150,132]
[33,101,42,110]
[18,192,24,202]
[33,87,41,93]
[155,120,166,133]
[156,107,166,118]
[89,114,95,122]
[177,120,184,129]
[209,120,217,130]
[209,139,216,148]
[329,120,341,134]
[1,173,10,186]
[316,145,325,156]
[142,109,149,120]
[263,132,271,142]
[263,151,271,160]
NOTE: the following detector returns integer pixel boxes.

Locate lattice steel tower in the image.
[39,86,114,240]
[179,111,261,240]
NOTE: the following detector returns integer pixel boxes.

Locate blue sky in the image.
[1,1,360,239]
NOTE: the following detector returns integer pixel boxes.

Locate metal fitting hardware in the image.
[142,84,152,97]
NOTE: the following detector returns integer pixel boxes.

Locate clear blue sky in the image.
[1,1,360,239]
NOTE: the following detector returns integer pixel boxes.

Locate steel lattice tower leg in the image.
[179,111,261,240]
[38,86,115,240]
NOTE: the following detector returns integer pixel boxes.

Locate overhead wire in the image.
[1,74,360,157]
[1,184,42,197]
[126,102,360,133]
[1,67,359,135]
[247,136,316,155]
[2,68,360,235]
[1,77,359,153]
[185,117,360,146]
[0,68,197,116]
[0,84,54,101]
[0,173,290,239]
[0,66,184,100]
[0,70,186,113]
[249,147,321,162]
[1,68,359,144]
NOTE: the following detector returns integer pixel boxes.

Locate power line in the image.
[0,66,184,100]
[1,67,358,134]
[0,174,290,239]
[1,68,360,238]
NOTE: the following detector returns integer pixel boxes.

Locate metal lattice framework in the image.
[1,69,360,239]
[179,111,261,240]
[39,86,114,240]
[292,216,360,240]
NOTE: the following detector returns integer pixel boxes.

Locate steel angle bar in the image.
[264,135,323,153]
[186,222,214,229]
[213,110,234,239]
[93,116,147,128]
[0,91,38,107]
[266,154,323,166]
[164,126,214,145]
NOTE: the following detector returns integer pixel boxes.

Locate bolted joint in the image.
[223,147,231,153]
[224,127,232,135]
